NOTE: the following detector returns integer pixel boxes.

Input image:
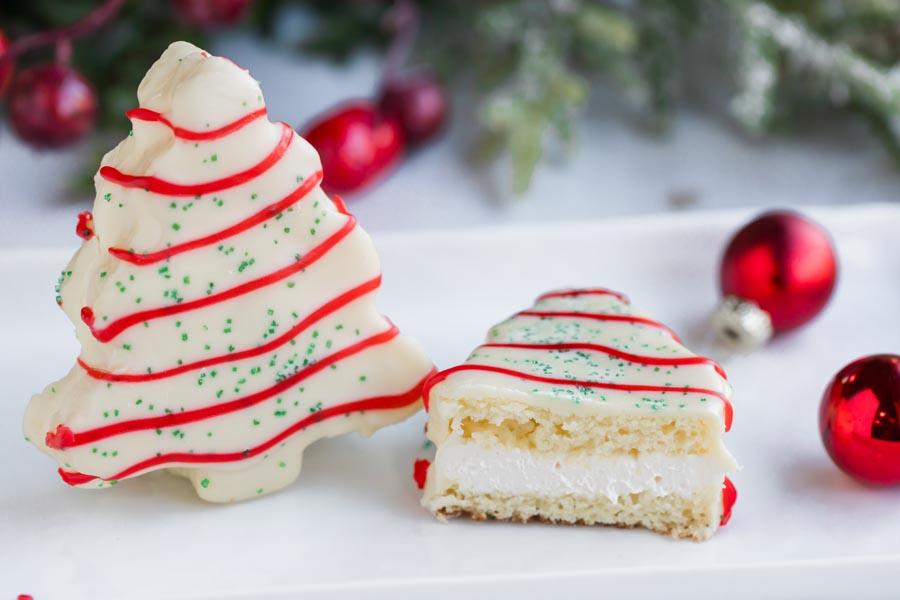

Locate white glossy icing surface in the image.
[433,290,733,425]
[24,42,433,502]
[433,442,725,501]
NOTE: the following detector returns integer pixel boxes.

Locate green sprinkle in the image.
[200,478,210,488]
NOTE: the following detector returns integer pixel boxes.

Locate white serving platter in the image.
[2,205,900,600]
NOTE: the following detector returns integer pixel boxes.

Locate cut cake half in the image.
[421,288,737,541]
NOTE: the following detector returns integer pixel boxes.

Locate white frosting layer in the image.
[433,443,725,502]
[24,42,433,502]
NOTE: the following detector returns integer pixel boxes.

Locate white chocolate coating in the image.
[24,42,433,502]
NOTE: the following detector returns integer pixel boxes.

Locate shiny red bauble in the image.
[720,211,837,333]
[172,0,254,27]
[378,71,448,146]
[302,102,404,194]
[0,30,14,95]
[7,64,98,149]
[819,354,900,486]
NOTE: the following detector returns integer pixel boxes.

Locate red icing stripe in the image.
[82,214,357,342]
[50,325,402,449]
[58,468,98,485]
[99,123,293,196]
[76,211,95,241]
[78,276,381,382]
[331,195,349,216]
[55,370,434,486]
[413,458,430,490]
[108,170,324,265]
[517,310,683,344]
[126,106,268,141]
[481,342,727,380]
[422,364,733,432]
[45,424,75,450]
[721,477,737,525]
[536,288,630,305]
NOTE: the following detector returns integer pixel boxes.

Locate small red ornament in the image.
[0,30,14,95]
[7,64,98,149]
[378,71,448,146]
[302,102,404,195]
[712,211,837,350]
[172,0,254,27]
[819,354,900,486]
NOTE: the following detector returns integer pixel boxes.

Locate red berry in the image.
[302,102,405,194]
[378,71,447,146]
[0,30,14,95]
[172,0,254,27]
[7,64,98,149]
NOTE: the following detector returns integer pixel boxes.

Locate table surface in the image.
[3,206,900,600]
[0,33,898,251]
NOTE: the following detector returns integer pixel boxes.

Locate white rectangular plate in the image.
[3,205,900,599]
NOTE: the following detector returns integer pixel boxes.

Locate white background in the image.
[2,207,900,599]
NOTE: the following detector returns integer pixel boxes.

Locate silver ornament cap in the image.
[710,296,773,352]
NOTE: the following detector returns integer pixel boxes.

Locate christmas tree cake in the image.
[24,41,434,502]
[420,288,737,540]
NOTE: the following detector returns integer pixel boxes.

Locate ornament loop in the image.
[710,296,773,352]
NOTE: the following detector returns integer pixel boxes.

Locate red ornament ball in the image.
[172,0,254,27]
[0,30,14,95]
[720,211,837,333]
[819,354,900,486]
[378,71,448,146]
[302,102,404,195]
[7,64,98,149]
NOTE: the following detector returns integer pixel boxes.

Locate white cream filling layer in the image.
[434,443,725,502]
